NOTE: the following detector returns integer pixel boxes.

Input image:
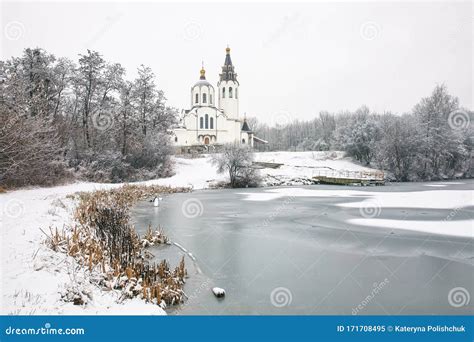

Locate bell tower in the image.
[217,46,239,119]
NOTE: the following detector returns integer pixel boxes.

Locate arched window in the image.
[195,93,199,104]
[235,88,238,99]
[210,94,213,104]
[210,117,214,129]
[199,117,203,129]
[203,93,207,103]
[205,114,209,129]
[229,87,233,98]
[242,138,245,144]
[175,136,178,142]
[222,87,225,98]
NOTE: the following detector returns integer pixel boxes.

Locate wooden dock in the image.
[252,161,284,169]
[313,170,385,186]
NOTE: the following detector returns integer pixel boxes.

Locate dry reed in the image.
[45,184,191,308]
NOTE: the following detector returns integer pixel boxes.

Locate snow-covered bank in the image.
[2,151,469,315]
[0,183,169,315]
[253,151,378,186]
[0,154,228,315]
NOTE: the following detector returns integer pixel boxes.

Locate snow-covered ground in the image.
[253,151,378,185]
[1,151,470,315]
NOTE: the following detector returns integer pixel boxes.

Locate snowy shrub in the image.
[211,143,261,188]
[0,112,72,188]
[60,279,93,306]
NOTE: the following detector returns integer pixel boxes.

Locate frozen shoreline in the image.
[1,151,472,315]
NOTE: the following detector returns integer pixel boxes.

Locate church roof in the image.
[219,46,237,82]
[224,47,232,66]
[193,79,213,87]
[194,65,214,88]
[241,119,251,132]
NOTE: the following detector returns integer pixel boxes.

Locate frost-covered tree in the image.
[75,50,106,148]
[0,48,177,187]
[412,85,469,179]
[375,114,418,181]
[133,65,156,137]
[211,144,260,188]
[333,107,379,165]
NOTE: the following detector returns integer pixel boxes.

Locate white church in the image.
[172,47,264,150]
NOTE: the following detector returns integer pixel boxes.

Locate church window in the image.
[203,93,207,103]
[229,87,233,98]
[175,136,178,142]
[235,88,238,99]
[242,138,245,144]
[210,94,213,104]
[222,87,225,98]
[195,93,199,104]
[205,114,209,129]
[200,117,203,129]
[210,117,214,129]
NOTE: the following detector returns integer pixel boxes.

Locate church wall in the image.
[191,84,215,107]
[218,80,239,120]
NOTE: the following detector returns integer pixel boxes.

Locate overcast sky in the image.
[1,1,472,124]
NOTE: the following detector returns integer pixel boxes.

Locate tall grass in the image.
[46,184,190,308]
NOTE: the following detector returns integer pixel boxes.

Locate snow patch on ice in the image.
[349,218,473,238]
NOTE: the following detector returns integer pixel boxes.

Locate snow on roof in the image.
[253,136,268,144]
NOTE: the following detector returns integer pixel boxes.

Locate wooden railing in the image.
[312,169,384,180]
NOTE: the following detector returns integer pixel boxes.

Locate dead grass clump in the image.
[42,226,69,253]
[142,225,169,247]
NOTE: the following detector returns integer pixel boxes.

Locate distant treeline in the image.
[0,48,177,188]
[250,85,473,181]
[1,48,472,188]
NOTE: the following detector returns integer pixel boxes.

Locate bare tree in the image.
[211,144,260,188]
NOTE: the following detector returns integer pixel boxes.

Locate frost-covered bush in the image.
[126,134,174,179]
[0,112,72,188]
[211,143,261,188]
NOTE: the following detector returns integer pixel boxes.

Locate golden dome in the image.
[226,46,231,54]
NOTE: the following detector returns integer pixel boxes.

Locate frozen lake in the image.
[132,181,473,315]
